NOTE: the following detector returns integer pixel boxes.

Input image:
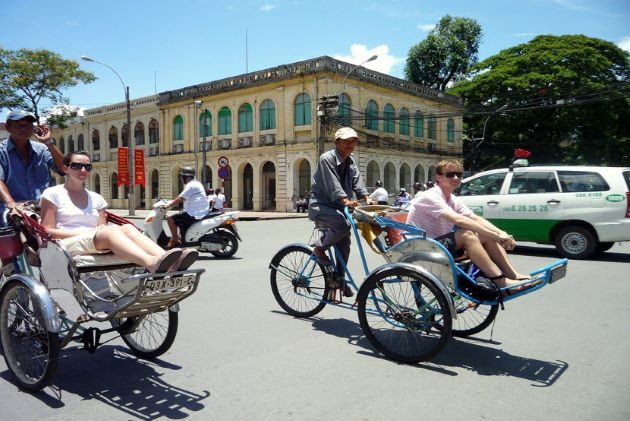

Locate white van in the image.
[458,165,630,259]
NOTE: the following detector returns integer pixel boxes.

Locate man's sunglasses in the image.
[440,171,463,178]
[68,162,93,171]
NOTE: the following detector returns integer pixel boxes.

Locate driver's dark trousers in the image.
[310,214,351,278]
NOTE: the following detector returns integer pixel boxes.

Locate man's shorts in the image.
[433,232,458,254]
[172,212,197,227]
[59,226,110,257]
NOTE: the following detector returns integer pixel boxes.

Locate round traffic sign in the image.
[218,156,229,168]
[218,166,230,179]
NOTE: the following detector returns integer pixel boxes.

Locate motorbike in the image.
[144,199,242,258]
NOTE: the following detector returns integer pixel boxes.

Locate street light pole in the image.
[81,55,135,215]
[202,109,209,189]
[340,54,378,94]
[470,104,509,173]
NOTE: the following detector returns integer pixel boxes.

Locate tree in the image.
[0,48,95,124]
[450,35,630,168]
[405,15,482,91]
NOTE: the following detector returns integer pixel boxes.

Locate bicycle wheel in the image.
[115,309,178,359]
[451,294,499,337]
[0,281,59,391]
[270,244,330,318]
[357,267,451,363]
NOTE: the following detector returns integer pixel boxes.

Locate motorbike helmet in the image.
[400,188,406,193]
[375,180,383,187]
[413,182,422,190]
[179,166,195,178]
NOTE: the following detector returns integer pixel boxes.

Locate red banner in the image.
[117,147,129,186]
[134,149,145,187]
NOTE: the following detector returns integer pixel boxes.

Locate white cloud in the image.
[513,32,535,37]
[259,3,277,12]
[417,23,435,32]
[333,44,404,75]
[618,37,630,53]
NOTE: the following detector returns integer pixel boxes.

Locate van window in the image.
[460,172,506,196]
[508,171,558,194]
[558,171,609,192]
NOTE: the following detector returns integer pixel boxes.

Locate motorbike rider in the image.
[162,167,209,248]
[369,180,389,205]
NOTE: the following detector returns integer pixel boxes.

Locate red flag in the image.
[514,148,531,158]
[118,147,129,186]
[134,149,145,187]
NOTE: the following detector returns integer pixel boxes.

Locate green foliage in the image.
[0,48,95,124]
[405,15,482,91]
[450,35,630,168]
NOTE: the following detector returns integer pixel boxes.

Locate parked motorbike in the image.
[144,199,241,258]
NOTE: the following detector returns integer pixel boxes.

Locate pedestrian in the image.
[307,127,373,297]
[369,180,389,205]
[207,188,216,209]
[212,188,226,212]
[295,195,308,213]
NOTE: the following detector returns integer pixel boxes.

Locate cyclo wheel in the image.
[114,309,178,359]
[208,230,239,258]
[357,267,451,363]
[451,294,499,337]
[0,281,60,391]
[270,244,331,318]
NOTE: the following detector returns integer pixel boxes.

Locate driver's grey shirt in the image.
[308,148,368,219]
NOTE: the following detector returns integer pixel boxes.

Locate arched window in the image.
[59,136,65,153]
[150,169,159,199]
[383,104,395,133]
[110,173,119,199]
[93,173,100,194]
[135,122,145,146]
[67,135,74,152]
[414,111,424,138]
[173,116,184,141]
[259,99,276,130]
[109,126,118,149]
[149,119,159,144]
[399,107,410,136]
[199,111,212,137]
[428,115,437,140]
[447,118,455,142]
[365,100,379,131]
[121,124,129,147]
[338,94,351,127]
[92,129,100,150]
[238,103,253,133]
[218,107,232,135]
[77,134,84,151]
[294,93,311,126]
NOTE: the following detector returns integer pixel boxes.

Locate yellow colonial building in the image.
[53,56,463,211]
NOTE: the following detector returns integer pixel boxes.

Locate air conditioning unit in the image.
[93,153,100,162]
[218,139,231,149]
[238,136,252,147]
[149,145,159,156]
[260,134,276,145]
[173,144,184,153]
[201,141,211,151]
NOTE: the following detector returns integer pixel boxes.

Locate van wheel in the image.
[554,226,596,259]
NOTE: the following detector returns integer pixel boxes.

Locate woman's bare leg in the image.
[93,225,159,269]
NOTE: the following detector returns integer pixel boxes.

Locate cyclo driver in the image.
[162,167,209,249]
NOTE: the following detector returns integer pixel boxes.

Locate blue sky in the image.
[2,0,629,118]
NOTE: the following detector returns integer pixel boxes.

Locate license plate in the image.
[549,265,567,284]
[145,275,196,292]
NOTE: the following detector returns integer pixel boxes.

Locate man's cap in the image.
[334,127,358,140]
[6,110,36,123]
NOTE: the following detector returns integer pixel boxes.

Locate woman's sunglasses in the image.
[68,162,93,171]
[440,171,463,178]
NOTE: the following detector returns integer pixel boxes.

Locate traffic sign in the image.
[218,156,229,168]
[218,166,230,179]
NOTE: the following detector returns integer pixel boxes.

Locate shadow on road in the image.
[286,312,568,387]
[1,346,210,419]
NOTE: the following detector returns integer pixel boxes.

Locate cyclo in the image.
[0,203,203,391]
[269,205,568,363]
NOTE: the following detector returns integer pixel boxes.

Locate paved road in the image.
[1,218,629,420]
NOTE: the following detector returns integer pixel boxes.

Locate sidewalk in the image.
[107,208,309,221]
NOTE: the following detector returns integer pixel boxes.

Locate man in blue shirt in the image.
[308,127,371,297]
[0,110,64,217]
